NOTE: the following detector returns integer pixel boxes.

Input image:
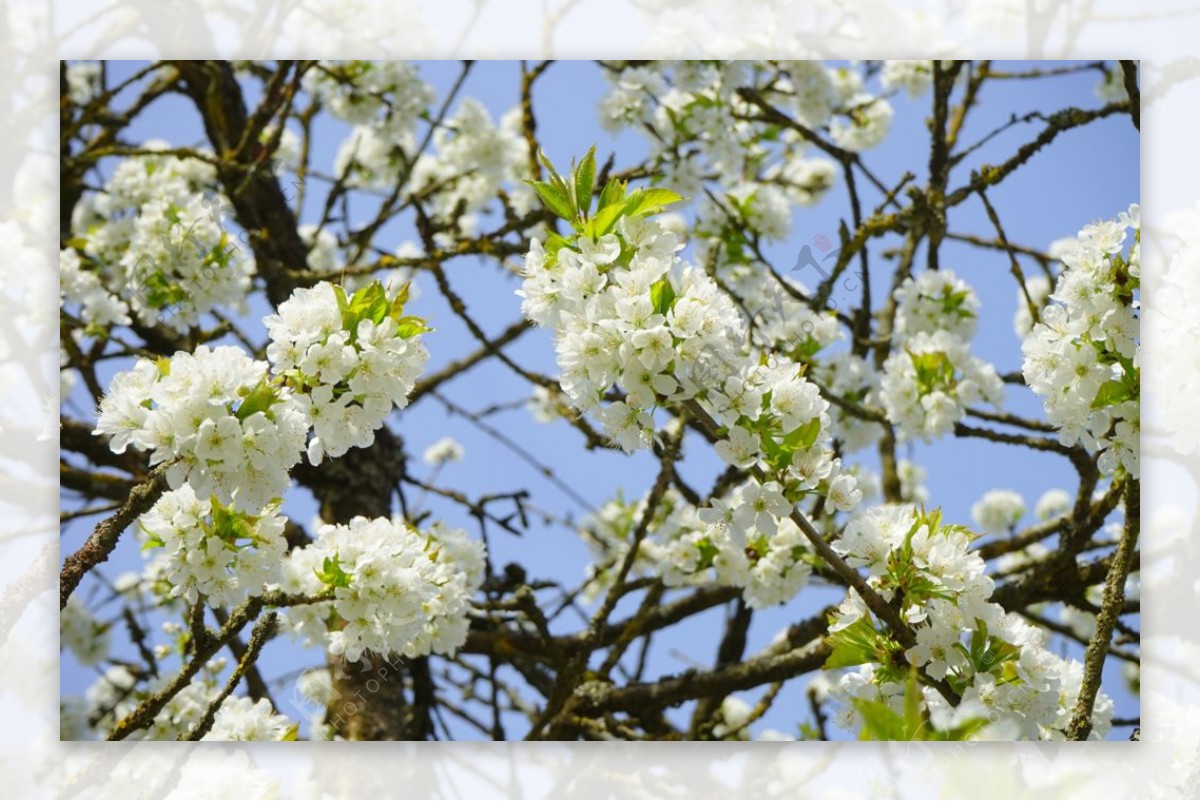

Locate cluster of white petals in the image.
[265,281,430,465]
[281,517,485,662]
[138,484,288,607]
[1022,206,1140,476]
[894,268,980,341]
[95,345,308,512]
[826,504,1114,740]
[521,201,862,552]
[880,267,1003,441]
[970,489,1027,535]
[85,664,295,741]
[580,485,815,610]
[880,329,1004,442]
[313,62,534,243]
[409,98,536,238]
[880,60,935,98]
[599,60,853,242]
[61,596,110,666]
[63,143,253,333]
[306,61,434,129]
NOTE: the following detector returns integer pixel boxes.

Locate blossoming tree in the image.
[60,59,1139,741]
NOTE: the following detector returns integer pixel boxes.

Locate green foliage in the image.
[1091,378,1134,409]
[573,146,597,218]
[314,553,353,588]
[208,499,256,548]
[853,668,988,741]
[939,286,975,320]
[758,417,821,473]
[527,148,684,241]
[910,350,956,394]
[621,187,684,219]
[528,179,574,222]
[824,615,890,669]
[695,538,721,570]
[236,381,280,421]
[336,280,429,341]
[140,270,191,310]
[649,278,677,316]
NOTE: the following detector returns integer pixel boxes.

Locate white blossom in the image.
[971,489,1026,535]
[423,436,465,465]
[1022,206,1139,476]
[281,517,484,663]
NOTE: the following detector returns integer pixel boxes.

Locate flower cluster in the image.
[64,60,103,105]
[408,98,536,238]
[61,597,110,666]
[599,61,850,245]
[579,484,818,610]
[423,436,465,466]
[264,281,430,465]
[306,61,434,128]
[137,485,289,607]
[63,143,253,334]
[281,517,485,662]
[203,696,298,741]
[880,268,1002,441]
[825,504,1114,740]
[893,268,980,342]
[880,330,1004,442]
[313,62,535,243]
[95,277,429,505]
[85,662,296,741]
[520,157,862,552]
[970,489,1026,536]
[318,61,434,190]
[519,215,737,452]
[94,345,309,512]
[1022,206,1140,476]
[880,60,935,99]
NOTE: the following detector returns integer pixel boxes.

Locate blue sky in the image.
[62,60,1139,740]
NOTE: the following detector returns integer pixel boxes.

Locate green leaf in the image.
[649,278,676,316]
[911,350,955,394]
[388,281,411,320]
[853,698,909,741]
[969,619,989,672]
[236,382,279,421]
[1091,379,1133,409]
[574,146,597,218]
[695,538,720,570]
[622,187,684,218]
[209,501,255,545]
[783,418,822,451]
[853,668,939,741]
[597,177,627,212]
[823,615,882,669]
[903,666,922,737]
[314,554,353,588]
[281,723,300,741]
[394,315,432,338]
[588,201,627,239]
[526,179,575,221]
[337,282,391,341]
[537,149,563,183]
[543,232,571,267]
[333,283,349,319]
